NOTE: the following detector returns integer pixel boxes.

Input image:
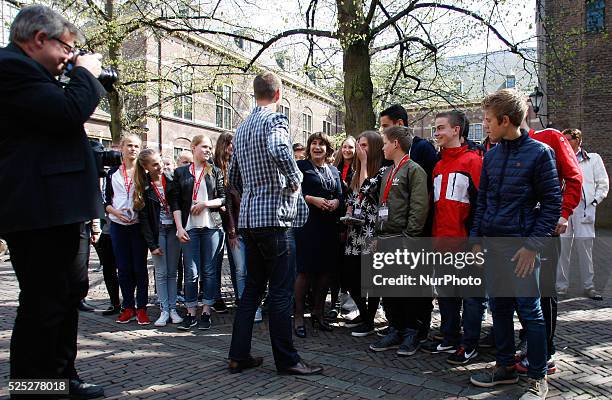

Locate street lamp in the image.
[529,86,544,114]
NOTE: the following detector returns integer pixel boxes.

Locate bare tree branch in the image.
[370,36,437,55]
[243,28,336,72]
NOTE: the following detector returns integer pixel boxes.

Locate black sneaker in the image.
[101,305,121,316]
[198,313,212,330]
[376,326,390,337]
[447,345,478,365]
[212,299,228,313]
[177,314,197,331]
[369,327,402,352]
[351,324,375,337]
[417,330,429,344]
[470,365,518,388]
[397,331,420,356]
[344,315,363,328]
[421,340,457,354]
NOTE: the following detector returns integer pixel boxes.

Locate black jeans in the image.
[229,227,300,371]
[5,223,83,379]
[344,254,379,327]
[384,297,433,336]
[519,237,559,357]
[94,233,120,306]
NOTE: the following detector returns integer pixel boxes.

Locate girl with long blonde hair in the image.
[104,133,150,325]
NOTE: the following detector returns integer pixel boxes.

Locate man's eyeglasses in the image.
[52,37,76,55]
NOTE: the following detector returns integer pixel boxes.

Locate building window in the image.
[102,139,112,149]
[173,71,193,120]
[235,37,251,52]
[469,123,483,142]
[302,109,313,143]
[174,147,190,161]
[586,0,605,32]
[455,80,464,94]
[430,126,436,138]
[216,85,233,130]
[505,75,516,89]
[323,120,332,135]
[280,99,291,123]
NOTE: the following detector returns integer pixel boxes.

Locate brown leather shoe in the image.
[279,360,323,375]
[228,356,263,374]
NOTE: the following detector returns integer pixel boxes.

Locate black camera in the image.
[65,50,118,92]
[90,140,122,178]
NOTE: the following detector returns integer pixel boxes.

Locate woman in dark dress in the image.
[294,132,343,337]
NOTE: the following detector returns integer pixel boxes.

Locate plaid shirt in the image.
[229,106,308,228]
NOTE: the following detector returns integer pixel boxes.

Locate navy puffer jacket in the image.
[470,130,561,251]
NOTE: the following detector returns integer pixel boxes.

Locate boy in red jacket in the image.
[422,111,486,365]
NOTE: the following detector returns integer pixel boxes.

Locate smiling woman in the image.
[293,132,343,338]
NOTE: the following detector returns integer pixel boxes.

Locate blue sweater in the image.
[470,130,561,251]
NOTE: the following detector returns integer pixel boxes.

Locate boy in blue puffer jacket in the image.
[469,89,561,400]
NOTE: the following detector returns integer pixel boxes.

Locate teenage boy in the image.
[379,105,437,339]
[512,118,582,374]
[368,126,429,357]
[422,111,486,365]
[469,89,561,400]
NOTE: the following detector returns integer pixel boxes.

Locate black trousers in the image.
[94,232,120,306]
[384,297,433,335]
[344,255,379,326]
[5,223,84,379]
[519,237,559,356]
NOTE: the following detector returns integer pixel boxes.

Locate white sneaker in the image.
[155,311,170,327]
[340,294,358,313]
[169,309,183,324]
[255,307,263,323]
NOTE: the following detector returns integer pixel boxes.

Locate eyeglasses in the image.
[52,37,76,55]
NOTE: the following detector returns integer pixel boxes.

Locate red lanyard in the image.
[121,163,133,201]
[381,154,410,204]
[152,175,169,214]
[190,163,207,201]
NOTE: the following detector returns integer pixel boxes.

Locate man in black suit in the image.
[0,5,106,398]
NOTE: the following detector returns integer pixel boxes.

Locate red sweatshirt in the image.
[529,128,583,220]
[432,146,482,237]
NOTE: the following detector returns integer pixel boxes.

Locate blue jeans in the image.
[485,243,547,379]
[227,235,247,300]
[438,297,486,349]
[182,227,223,308]
[490,297,547,378]
[229,227,300,371]
[110,222,149,309]
[152,226,181,312]
[214,230,226,301]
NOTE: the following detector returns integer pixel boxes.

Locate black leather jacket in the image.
[167,162,226,229]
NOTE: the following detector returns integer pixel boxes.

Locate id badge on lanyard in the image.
[354,207,363,218]
[378,205,389,222]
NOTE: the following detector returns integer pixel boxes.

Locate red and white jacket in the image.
[432,146,482,237]
[529,128,583,220]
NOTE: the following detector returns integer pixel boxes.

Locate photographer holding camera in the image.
[0,5,107,398]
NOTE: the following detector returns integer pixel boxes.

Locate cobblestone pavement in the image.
[1,243,611,400]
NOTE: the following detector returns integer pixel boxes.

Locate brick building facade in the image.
[405,49,542,142]
[84,30,342,160]
[538,0,612,226]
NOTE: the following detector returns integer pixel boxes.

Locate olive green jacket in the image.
[376,159,429,237]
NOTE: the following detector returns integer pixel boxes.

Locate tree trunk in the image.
[337,0,376,137]
[106,0,123,144]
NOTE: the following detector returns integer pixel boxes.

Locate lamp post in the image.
[529,86,544,115]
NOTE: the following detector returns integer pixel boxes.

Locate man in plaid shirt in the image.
[227,72,322,376]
